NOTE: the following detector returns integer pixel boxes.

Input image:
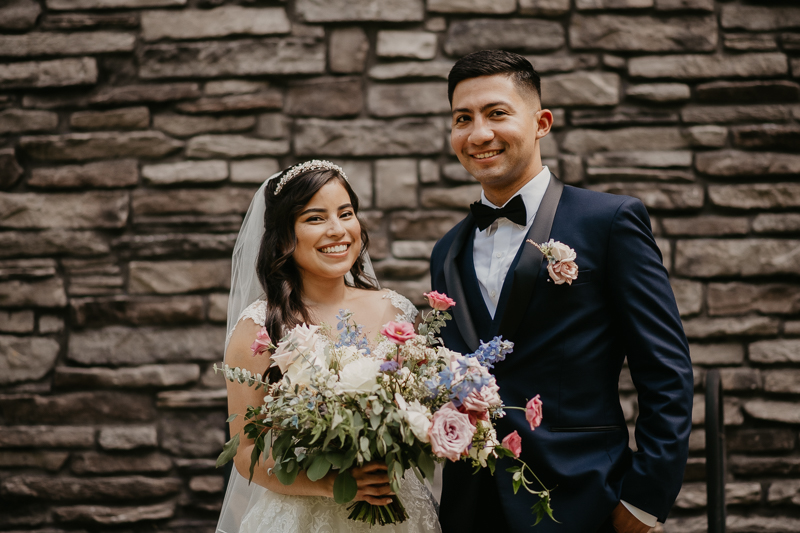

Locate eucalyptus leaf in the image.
[248,443,260,482]
[416,449,435,481]
[216,433,240,468]
[226,413,238,423]
[333,469,358,504]
[274,459,300,485]
[307,454,332,482]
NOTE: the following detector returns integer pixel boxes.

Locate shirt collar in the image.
[479,166,551,233]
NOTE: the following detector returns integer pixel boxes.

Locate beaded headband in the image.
[273,160,348,195]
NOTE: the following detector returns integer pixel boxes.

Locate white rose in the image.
[336,345,362,369]
[549,240,576,263]
[403,400,432,443]
[271,324,320,373]
[336,358,382,395]
[283,340,326,387]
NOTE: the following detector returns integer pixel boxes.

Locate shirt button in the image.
[490,290,497,297]
[495,252,503,258]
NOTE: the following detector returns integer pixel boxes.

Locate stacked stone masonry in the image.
[0,0,799,531]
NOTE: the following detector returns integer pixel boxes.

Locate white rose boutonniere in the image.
[527,239,578,285]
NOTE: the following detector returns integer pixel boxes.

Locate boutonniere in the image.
[527,239,578,286]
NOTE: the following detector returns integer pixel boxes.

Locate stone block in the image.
[1,474,175,500]
[626,83,690,103]
[699,151,800,178]
[380,277,431,307]
[588,151,692,169]
[656,0,712,9]
[696,80,800,104]
[68,325,223,366]
[0,258,58,280]
[29,160,138,189]
[732,124,800,150]
[692,396,744,426]
[0,310,35,333]
[764,369,800,394]
[0,148,23,191]
[0,450,69,471]
[708,283,800,316]
[71,451,173,474]
[541,72,619,107]
[142,161,227,186]
[0,336,60,385]
[683,316,780,340]
[671,279,702,317]
[175,92,282,114]
[52,502,176,524]
[139,38,325,79]
[429,0,514,13]
[185,135,288,159]
[133,187,255,216]
[204,80,270,96]
[559,155,583,184]
[55,364,200,389]
[753,213,800,234]
[89,83,201,106]
[326,159,372,207]
[286,77,362,118]
[685,126,727,148]
[682,105,794,124]
[586,168,693,183]
[730,456,800,478]
[629,53,788,80]
[0,192,128,229]
[719,368,761,392]
[367,82,449,117]
[21,131,182,161]
[744,399,800,425]
[160,411,226,457]
[724,33,778,52]
[42,12,139,30]
[710,183,800,209]
[71,295,205,327]
[229,158,280,184]
[0,31,135,57]
[141,6,289,41]
[189,475,224,494]
[750,339,800,364]
[49,0,184,7]
[576,0,651,7]
[208,293,228,323]
[662,217,748,237]
[768,480,800,506]
[0,57,97,89]
[589,183,703,210]
[391,241,437,260]
[0,0,41,30]
[570,107,679,127]
[721,5,800,31]
[519,0,569,15]
[97,426,157,451]
[376,31,436,60]
[391,211,464,241]
[0,230,109,258]
[375,159,417,209]
[419,160,440,184]
[571,14,716,52]
[444,19,564,56]
[153,114,254,138]
[129,260,230,294]
[157,388,226,408]
[0,425,94,448]
[0,109,58,134]
[369,61,453,81]
[728,429,796,453]
[296,0,422,22]
[563,127,689,153]
[0,277,67,308]
[39,316,64,334]
[442,163,472,182]
[329,27,369,74]
[677,239,800,278]
[295,118,443,156]
[0,392,155,424]
[421,185,482,211]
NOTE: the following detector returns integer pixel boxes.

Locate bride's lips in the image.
[317,241,351,257]
[469,149,504,162]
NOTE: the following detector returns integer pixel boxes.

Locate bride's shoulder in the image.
[226,299,267,346]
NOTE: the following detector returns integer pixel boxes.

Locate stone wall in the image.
[1,0,799,531]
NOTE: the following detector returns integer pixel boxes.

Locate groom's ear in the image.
[535,109,554,140]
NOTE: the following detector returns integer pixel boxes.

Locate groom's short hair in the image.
[447,50,541,105]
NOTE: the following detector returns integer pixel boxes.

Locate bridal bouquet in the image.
[216,292,555,527]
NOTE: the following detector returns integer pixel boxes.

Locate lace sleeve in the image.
[225,300,268,346]
[382,290,419,324]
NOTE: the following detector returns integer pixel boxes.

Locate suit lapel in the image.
[497,175,565,340]
[443,214,480,352]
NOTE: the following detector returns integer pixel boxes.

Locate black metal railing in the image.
[705,368,726,533]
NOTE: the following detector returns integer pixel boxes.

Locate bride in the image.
[217,160,442,533]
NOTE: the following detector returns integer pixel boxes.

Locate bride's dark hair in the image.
[257,166,376,380]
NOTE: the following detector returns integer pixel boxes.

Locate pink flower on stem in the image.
[428,402,476,461]
[381,321,416,345]
[424,291,456,311]
[250,327,272,356]
[547,260,578,286]
[501,431,522,458]
[526,395,543,431]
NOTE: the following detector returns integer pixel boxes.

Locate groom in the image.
[430,50,693,533]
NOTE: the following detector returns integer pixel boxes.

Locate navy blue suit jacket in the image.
[431,179,693,532]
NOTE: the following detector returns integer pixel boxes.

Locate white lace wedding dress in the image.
[225,290,442,533]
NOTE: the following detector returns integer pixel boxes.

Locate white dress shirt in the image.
[471,166,658,529]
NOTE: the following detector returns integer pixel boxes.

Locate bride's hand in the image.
[349,461,394,506]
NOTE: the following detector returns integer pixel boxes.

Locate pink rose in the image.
[549,241,576,263]
[250,327,272,356]
[424,291,456,311]
[547,260,578,286]
[525,395,543,431]
[501,431,522,458]
[428,402,476,461]
[461,380,502,414]
[381,321,416,345]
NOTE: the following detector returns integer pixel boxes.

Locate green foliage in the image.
[306,454,332,482]
[333,469,358,504]
[216,433,240,468]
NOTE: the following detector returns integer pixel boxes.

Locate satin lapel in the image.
[443,214,480,352]
[497,176,565,340]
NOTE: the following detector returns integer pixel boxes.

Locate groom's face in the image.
[450,74,544,194]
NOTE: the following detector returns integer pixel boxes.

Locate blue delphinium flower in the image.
[380,360,399,373]
[470,336,514,368]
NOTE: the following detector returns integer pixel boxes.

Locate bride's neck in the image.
[300,273,348,309]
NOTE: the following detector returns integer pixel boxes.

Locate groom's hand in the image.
[611,502,653,533]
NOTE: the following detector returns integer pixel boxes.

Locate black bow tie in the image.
[469,195,527,231]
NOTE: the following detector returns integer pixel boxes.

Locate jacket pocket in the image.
[549,425,623,432]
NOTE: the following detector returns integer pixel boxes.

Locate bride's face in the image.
[293,180,362,281]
